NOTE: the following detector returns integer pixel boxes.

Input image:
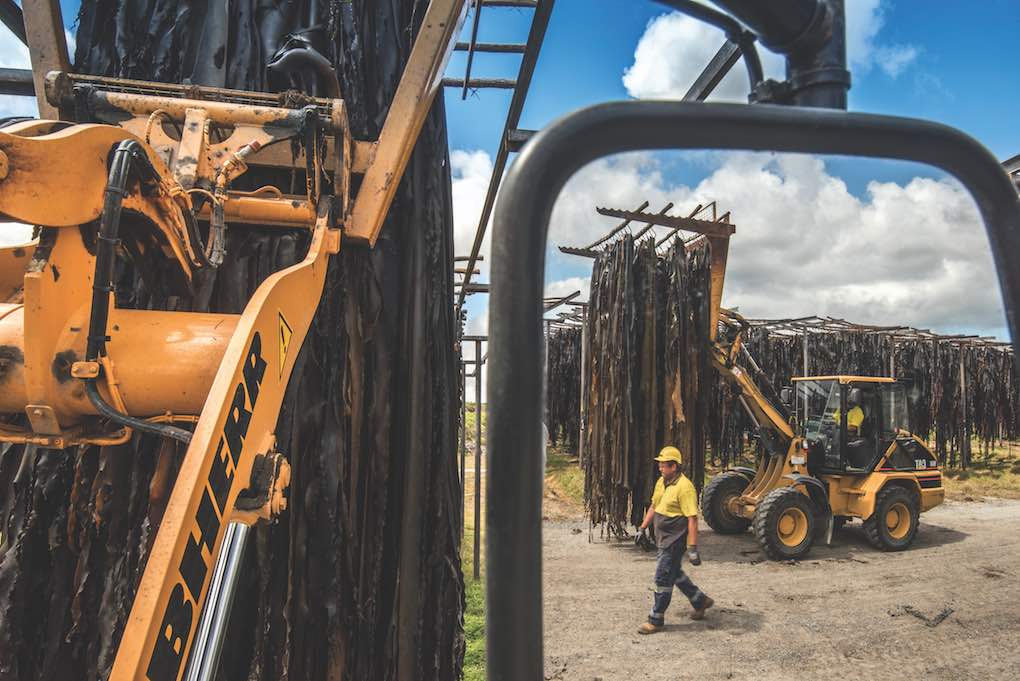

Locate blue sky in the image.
[0,0,1017,359]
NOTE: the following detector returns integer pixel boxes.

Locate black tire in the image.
[702,471,752,534]
[863,485,920,551]
[753,486,817,560]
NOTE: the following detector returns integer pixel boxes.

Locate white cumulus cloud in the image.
[451,149,495,275]
[546,276,591,302]
[544,151,1006,338]
[845,0,919,77]
[623,1,919,101]
[0,24,77,120]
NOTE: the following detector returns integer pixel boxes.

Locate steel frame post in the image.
[474,339,483,580]
[21,0,70,119]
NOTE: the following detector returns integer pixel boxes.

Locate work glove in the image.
[634,527,649,548]
[687,545,702,566]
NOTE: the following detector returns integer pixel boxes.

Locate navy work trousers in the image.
[648,539,707,625]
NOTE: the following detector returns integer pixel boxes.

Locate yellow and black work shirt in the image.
[650,474,698,549]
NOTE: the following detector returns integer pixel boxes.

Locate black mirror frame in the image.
[487,100,1020,681]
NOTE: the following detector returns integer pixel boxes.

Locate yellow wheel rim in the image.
[885,501,912,540]
[778,507,809,547]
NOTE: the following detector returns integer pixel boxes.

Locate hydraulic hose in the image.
[84,139,194,444]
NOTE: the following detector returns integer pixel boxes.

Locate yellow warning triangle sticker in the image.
[278,312,293,378]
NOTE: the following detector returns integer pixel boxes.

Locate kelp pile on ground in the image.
[582,236,712,536]
[717,320,1018,468]
[546,327,582,453]
[0,2,463,680]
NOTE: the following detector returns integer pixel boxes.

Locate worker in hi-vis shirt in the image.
[831,404,865,435]
[634,446,714,634]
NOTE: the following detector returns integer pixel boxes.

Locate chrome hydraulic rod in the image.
[182,521,252,681]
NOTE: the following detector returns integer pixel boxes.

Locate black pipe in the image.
[84,139,194,444]
[487,100,1020,681]
[710,0,819,50]
[656,0,764,92]
[713,0,850,108]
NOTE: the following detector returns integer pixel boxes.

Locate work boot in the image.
[690,596,714,620]
[637,622,663,635]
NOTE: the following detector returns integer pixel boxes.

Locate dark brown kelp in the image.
[581,236,712,535]
[0,2,463,680]
[546,328,582,453]
[714,324,1018,468]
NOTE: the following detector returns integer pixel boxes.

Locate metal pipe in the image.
[0,67,33,96]
[461,0,483,100]
[183,521,252,681]
[488,99,1020,681]
[0,0,26,45]
[712,0,850,108]
[474,339,482,580]
[709,0,818,49]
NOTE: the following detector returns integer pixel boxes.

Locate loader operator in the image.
[832,391,873,468]
[831,403,865,435]
[635,446,714,634]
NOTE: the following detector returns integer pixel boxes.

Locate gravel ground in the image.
[543,499,1020,681]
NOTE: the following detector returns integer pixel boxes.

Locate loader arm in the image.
[687,228,795,455]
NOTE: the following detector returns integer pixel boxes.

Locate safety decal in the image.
[279,312,293,378]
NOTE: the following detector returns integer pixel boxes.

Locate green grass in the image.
[459,393,486,681]
[463,403,487,445]
[463,573,485,681]
[545,444,584,507]
[942,440,1020,500]
[461,519,486,681]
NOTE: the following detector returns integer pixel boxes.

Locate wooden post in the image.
[959,344,970,468]
[579,307,588,463]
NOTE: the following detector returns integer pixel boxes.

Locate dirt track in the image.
[543,499,1020,680]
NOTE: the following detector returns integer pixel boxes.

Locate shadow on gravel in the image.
[657,605,765,635]
[599,521,968,566]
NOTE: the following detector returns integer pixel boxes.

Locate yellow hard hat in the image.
[654,446,683,465]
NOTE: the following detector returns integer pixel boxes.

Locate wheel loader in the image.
[0,0,469,678]
[702,304,946,559]
[648,214,945,560]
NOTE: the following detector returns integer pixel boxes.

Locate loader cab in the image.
[795,376,907,475]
